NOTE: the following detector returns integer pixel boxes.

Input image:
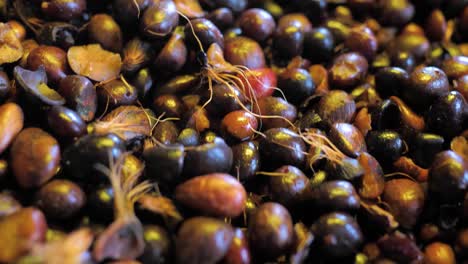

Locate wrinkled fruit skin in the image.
[175,173,247,217]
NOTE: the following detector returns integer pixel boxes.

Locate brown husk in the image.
[0,23,23,65]
[451,136,468,160]
[93,153,152,262]
[92,105,154,141]
[93,218,145,262]
[27,228,94,264]
[122,38,151,74]
[138,194,183,228]
[67,44,122,82]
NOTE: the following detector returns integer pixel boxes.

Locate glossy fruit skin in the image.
[207,8,234,30]
[324,19,350,44]
[248,202,294,260]
[429,151,468,202]
[113,0,149,27]
[152,121,179,145]
[47,106,86,138]
[382,179,425,228]
[302,180,360,212]
[317,90,356,125]
[205,84,245,117]
[277,13,312,33]
[58,75,97,122]
[238,8,275,42]
[6,21,26,42]
[269,165,308,206]
[358,152,385,199]
[41,0,86,20]
[177,128,199,147]
[375,67,409,98]
[391,32,430,62]
[366,130,405,164]
[273,25,304,58]
[460,5,468,38]
[0,103,23,155]
[153,33,187,74]
[425,9,447,42]
[88,14,123,52]
[224,37,266,69]
[230,141,260,181]
[240,68,277,99]
[426,91,467,139]
[27,45,68,84]
[176,217,234,264]
[329,52,368,89]
[97,80,138,108]
[329,123,367,158]
[260,128,306,170]
[200,0,247,13]
[0,207,47,263]
[35,179,86,219]
[132,68,153,100]
[391,51,415,72]
[185,18,224,50]
[424,242,456,264]
[10,128,60,189]
[152,95,185,119]
[377,0,415,27]
[140,1,179,39]
[139,225,172,264]
[304,27,335,63]
[62,133,125,181]
[403,66,450,111]
[255,96,297,130]
[182,137,233,178]
[0,71,10,101]
[311,212,363,258]
[4,1,468,262]
[87,184,114,221]
[223,228,250,264]
[277,68,315,105]
[441,56,468,80]
[345,25,378,61]
[377,233,424,263]
[175,173,246,217]
[221,110,258,141]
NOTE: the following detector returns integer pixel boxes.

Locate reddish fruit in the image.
[175,173,247,217]
[239,68,277,99]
